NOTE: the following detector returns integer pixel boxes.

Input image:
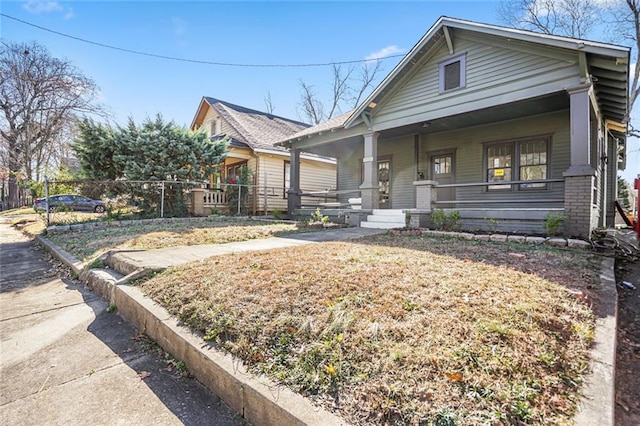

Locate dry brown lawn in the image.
[138,233,600,425]
[46,219,307,261]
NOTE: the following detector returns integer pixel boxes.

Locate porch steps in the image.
[360,209,406,229]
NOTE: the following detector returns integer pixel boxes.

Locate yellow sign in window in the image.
[494,169,505,177]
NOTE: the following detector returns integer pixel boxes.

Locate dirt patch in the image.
[615,258,640,425]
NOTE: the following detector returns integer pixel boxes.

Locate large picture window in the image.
[485,137,549,191]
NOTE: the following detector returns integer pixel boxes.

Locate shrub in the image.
[544,213,564,236]
[430,209,461,231]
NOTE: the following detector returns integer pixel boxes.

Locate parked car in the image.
[34,194,106,213]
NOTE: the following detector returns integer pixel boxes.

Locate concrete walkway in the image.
[105,227,386,275]
[0,221,245,426]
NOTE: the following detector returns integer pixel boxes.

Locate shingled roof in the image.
[198,97,310,152]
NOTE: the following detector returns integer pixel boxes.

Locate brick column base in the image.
[563,167,596,239]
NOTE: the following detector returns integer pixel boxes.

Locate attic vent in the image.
[439,53,466,93]
[210,118,222,135]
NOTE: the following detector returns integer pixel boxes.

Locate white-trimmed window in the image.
[439,54,466,92]
[485,136,549,191]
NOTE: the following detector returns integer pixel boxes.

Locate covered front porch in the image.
[284,89,622,239]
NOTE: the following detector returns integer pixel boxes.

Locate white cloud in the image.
[365,45,406,62]
[23,0,74,19]
[172,17,188,37]
[63,8,75,20]
[23,0,62,14]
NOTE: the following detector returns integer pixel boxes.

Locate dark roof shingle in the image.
[204,97,310,151]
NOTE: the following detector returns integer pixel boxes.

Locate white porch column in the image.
[359,132,379,210]
[286,149,301,217]
[564,84,597,238]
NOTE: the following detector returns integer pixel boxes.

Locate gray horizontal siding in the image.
[336,140,364,202]
[379,136,416,209]
[422,110,570,208]
[373,32,581,131]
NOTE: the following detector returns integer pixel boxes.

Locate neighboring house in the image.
[278,17,629,238]
[190,97,336,215]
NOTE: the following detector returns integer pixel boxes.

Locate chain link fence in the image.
[38,179,298,226]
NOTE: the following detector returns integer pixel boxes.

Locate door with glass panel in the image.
[431,153,455,203]
[378,159,391,208]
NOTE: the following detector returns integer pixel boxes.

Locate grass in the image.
[136,233,600,425]
[46,219,312,261]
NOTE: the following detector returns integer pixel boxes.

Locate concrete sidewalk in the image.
[33,225,385,426]
[0,221,245,426]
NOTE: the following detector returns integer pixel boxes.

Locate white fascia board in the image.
[189,96,210,130]
[444,18,629,57]
[252,148,336,164]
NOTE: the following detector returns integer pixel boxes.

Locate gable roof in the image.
[345,16,629,128]
[191,97,310,152]
[280,16,630,147]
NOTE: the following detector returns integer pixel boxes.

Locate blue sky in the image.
[1,0,638,182]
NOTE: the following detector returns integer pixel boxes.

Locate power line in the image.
[1,13,405,68]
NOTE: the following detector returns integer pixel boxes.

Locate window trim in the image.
[283,160,290,199]
[483,135,552,192]
[439,53,467,93]
[225,161,248,182]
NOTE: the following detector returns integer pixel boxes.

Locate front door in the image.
[378,158,391,208]
[431,153,455,204]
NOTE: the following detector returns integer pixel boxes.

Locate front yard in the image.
[5,209,601,424]
[136,233,599,425]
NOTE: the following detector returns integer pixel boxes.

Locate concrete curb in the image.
[34,235,347,426]
[34,233,617,425]
[575,257,618,426]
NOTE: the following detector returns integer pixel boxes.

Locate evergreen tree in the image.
[618,176,632,211]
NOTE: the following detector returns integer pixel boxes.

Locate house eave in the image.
[189,97,211,130]
[252,147,336,164]
[344,16,630,129]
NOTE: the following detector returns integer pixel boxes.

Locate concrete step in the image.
[361,221,406,229]
[366,214,406,223]
[360,208,405,229]
[371,209,405,216]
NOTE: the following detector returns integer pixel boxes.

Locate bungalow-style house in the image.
[190,97,336,215]
[279,17,630,239]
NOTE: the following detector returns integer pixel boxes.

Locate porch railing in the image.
[432,178,565,207]
[299,189,361,209]
[202,190,227,207]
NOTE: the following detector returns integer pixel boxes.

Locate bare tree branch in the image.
[0,41,104,201]
[297,61,384,125]
[326,64,353,120]
[498,0,599,38]
[264,91,275,114]
[352,60,383,108]
[298,80,325,125]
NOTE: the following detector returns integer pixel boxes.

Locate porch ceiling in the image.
[378,92,569,139]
